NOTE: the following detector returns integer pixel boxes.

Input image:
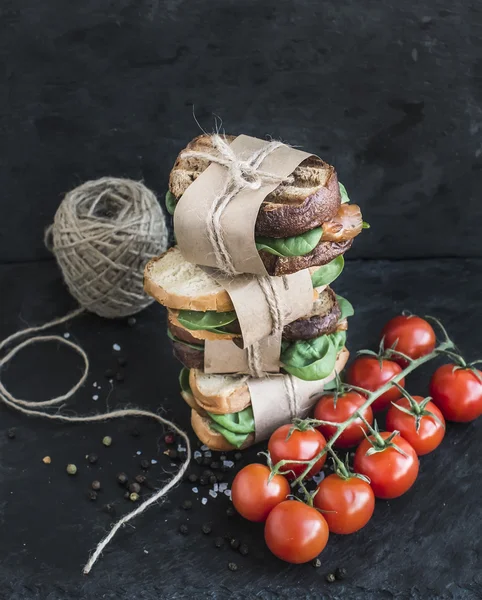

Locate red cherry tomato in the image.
[386,396,445,456]
[231,464,290,522]
[381,315,436,366]
[314,391,373,448]
[346,357,405,411]
[314,473,375,534]
[430,364,482,422]
[354,431,419,499]
[264,500,329,563]
[268,424,327,480]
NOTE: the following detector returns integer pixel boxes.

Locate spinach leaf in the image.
[339,182,350,204]
[311,256,345,288]
[336,295,354,320]
[208,406,255,448]
[281,333,338,381]
[255,227,322,257]
[165,190,177,215]
[179,367,192,393]
[362,221,371,229]
[167,329,204,351]
[177,309,238,334]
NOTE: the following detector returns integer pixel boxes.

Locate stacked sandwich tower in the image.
[144,134,365,451]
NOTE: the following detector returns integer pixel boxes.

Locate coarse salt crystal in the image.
[213,483,219,492]
[113,343,121,351]
[170,463,176,467]
[204,450,212,458]
[312,472,325,485]
[200,445,209,451]
[63,333,70,339]
[219,483,228,492]
[224,489,231,498]
[209,490,217,498]
[136,451,142,455]
[194,451,202,459]
[192,487,198,493]
[177,445,186,452]
[223,460,234,468]
[93,382,97,387]
[92,395,99,401]
[151,459,157,465]
[201,497,208,505]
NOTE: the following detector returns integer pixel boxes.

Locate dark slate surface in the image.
[1,0,482,263]
[1,258,481,600]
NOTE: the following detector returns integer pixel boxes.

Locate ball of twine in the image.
[45,177,168,318]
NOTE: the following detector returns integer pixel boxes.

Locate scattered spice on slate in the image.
[129,482,141,494]
[226,507,236,518]
[239,544,249,556]
[216,473,225,483]
[214,537,224,548]
[140,459,150,470]
[179,524,189,535]
[103,503,116,516]
[131,428,140,438]
[210,461,220,470]
[117,472,128,486]
[199,476,208,486]
[66,464,77,475]
[201,524,212,535]
[230,538,240,550]
[42,456,51,464]
[335,567,347,580]
[219,454,227,462]
[104,368,115,379]
[130,492,140,502]
[203,469,214,478]
[87,453,98,464]
[7,428,16,439]
[326,573,336,583]
[224,532,233,542]
[234,452,243,461]
[181,500,192,510]
[194,455,203,465]
[102,436,112,447]
[135,474,147,485]
[88,491,98,501]
[124,491,130,500]
[312,558,321,568]
[228,562,238,572]
[91,480,101,491]
[209,475,217,485]
[127,316,137,327]
[164,433,175,445]
[188,473,198,483]
[117,356,127,367]
[115,371,125,382]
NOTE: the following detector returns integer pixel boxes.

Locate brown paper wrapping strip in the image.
[204,337,281,374]
[174,134,314,276]
[249,348,349,442]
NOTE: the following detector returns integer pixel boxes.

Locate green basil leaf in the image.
[255,227,322,257]
[331,329,347,351]
[281,334,338,381]
[179,367,192,393]
[339,182,350,204]
[311,256,345,288]
[177,309,237,334]
[167,328,205,351]
[336,295,354,320]
[165,190,177,215]
[208,407,255,448]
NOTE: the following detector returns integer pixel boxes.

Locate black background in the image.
[1,1,482,599]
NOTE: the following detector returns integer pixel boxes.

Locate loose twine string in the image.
[182,135,292,379]
[0,311,191,575]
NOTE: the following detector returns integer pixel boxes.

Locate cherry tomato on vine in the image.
[354,431,419,499]
[381,315,436,366]
[231,464,290,522]
[314,391,373,448]
[268,424,327,480]
[264,500,329,563]
[430,364,482,422]
[346,357,404,411]
[314,473,375,534]
[386,396,445,456]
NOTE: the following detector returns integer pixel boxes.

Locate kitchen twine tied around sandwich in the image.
[182,134,293,378]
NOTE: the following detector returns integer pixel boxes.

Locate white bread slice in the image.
[189,347,349,415]
[144,247,325,312]
[191,411,255,451]
[181,388,208,417]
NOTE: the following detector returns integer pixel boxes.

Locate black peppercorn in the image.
[201,524,212,535]
[335,566,347,580]
[203,469,214,478]
[87,453,98,464]
[129,482,141,494]
[102,503,116,516]
[224,532,233,542]
[209,475,217,485]
[210,461,220,470]
[117,356,127,367]
[214,537,224,548]
[7,428,16,439]
[127,316,137,327]
[179,524,189,535]
[226,506,236,518]
[220,454,227,462]
[140,459,150,470]
[181,500,192,510]
[202,456,211,466]
[135,474,147,485]
[88,491,98,501]
[239,544,249,556]
[230,538,240,550]
[178,450,187,462]
[216,472,225,483]
[124,491,130,500]
[188,473,198,483]
[115,371,125,382]
[312,558,321,568]
[326,573,336,583]
[168,449,178,460]
[91,480,101,491]
[199,476,208,486]
[234,452,243,461]
[194,455,203,465]
[117,472,128,486]
[228,562,238,572]
[104,368,114,379]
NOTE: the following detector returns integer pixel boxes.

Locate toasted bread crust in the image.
[189,369,251,414]
[168,310,240,341]
[190,410,255,451]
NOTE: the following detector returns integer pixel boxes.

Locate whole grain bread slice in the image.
[169,134,341,238]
